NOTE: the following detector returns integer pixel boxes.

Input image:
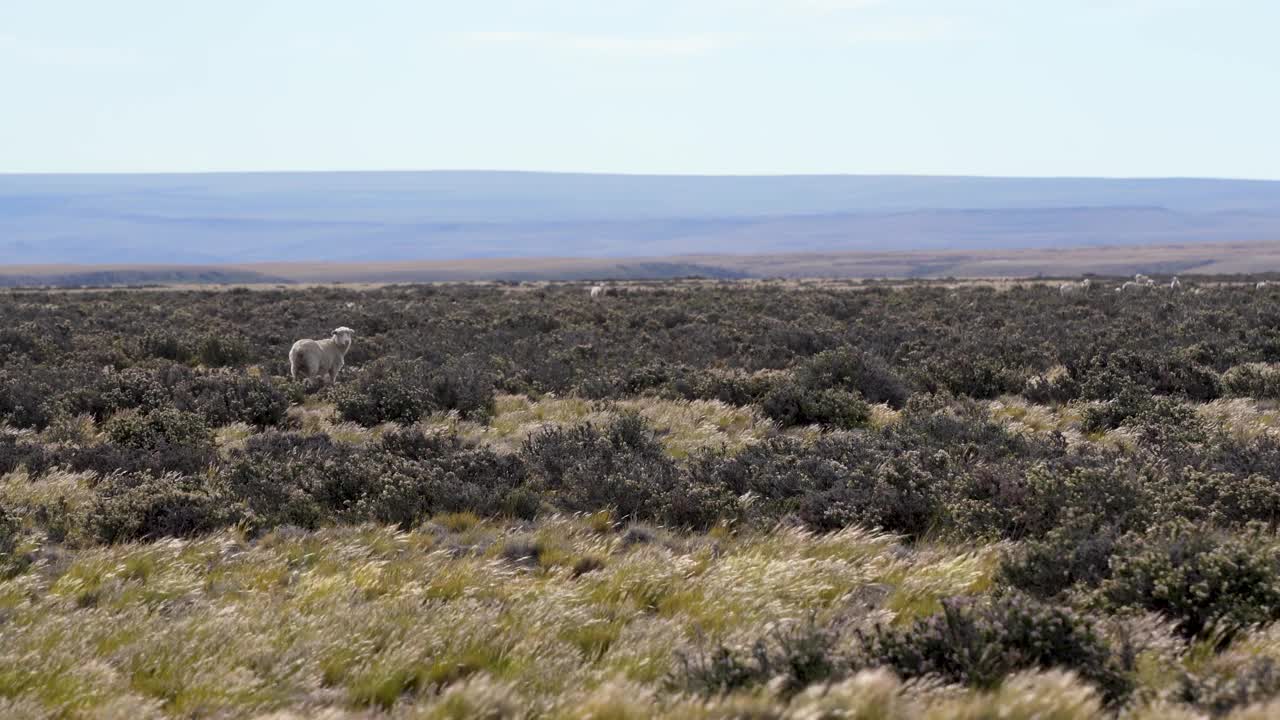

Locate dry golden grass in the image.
[11,392,1280,716]
[2,510,1265,718]
[0,518,1011,718]
[419,394,775,457]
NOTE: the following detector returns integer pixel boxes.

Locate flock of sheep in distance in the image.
[285,277,1272,386]
[1062,273,1274,296]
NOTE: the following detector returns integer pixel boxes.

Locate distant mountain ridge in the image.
[3,171,1280,264]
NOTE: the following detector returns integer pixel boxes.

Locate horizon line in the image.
[3,168,1280,183]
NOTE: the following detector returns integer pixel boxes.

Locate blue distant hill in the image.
[3,171,1280,264]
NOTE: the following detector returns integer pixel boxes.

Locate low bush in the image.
[1080,384,1156,433]
[0,368,57,430]
[0,506,19,577]
[89,472,228,543]
[105,408,211,450]
[1097,522,1280,639]
[854,594,1133,703]
[797,347,911,408]
[334,358,435,425]
[1022,366,1080,404]
[522,413,683,522]
[334,356,496,426]
[999,521,1122,599]
[760,380,869,429]
[672,616,847,697]
[139,329,194,363]
[0,434,56,477]
[180,372,290,427]
[1221,363,1280,399]
[196,334,251,367]
[1177,657,1280,717]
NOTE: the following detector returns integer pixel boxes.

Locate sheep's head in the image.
[332,326,355,349]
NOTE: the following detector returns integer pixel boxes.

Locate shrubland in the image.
[4,279,1280,717]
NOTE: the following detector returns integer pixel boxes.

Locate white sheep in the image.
[590,285,604,299]
[1170,276,1181,290]
[289,326,355,384]
[1059,278,1091,296]
[1259,281,1269,291]
[1118,281,1144,292]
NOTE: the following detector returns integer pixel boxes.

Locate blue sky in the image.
[1,0,1277,177]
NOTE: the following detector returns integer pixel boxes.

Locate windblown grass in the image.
[419,394,775,457]
[0,518,1005,717]
[4,515,1280,716]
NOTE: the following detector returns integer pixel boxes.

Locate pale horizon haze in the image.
[2,0,1278,179]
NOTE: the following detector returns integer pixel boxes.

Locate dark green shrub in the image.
[1080,384,1156,433]
[1221,363,1280,399]
[105,408,211,450]
[760,380,869,429]
[1177,657,1280,717]
[1148,468,1280,528]
[923,355,1019,399]
[999,521,1121,599]
[677,368,779,407]
[196,334,250,367]
[334,358,435,426]
[797,450,939,536]
[335,356,495,426]
[140,330,193,363]
[522,414,681,522]
[218,438,329,531]
[1079,350,1219,401]
[428,355,497,422]
[0,435,55,476]
[0,506,20,577]
[182,372,289,427]
[93,367,172,418]
[855,594,1132,703]
[1098,522,1280,639]
[798,347,911,408]
[0,322,68,365]
[89,472,228,543]
[1022,366,1080,404]
[671,616,847,697]
[0,369,56,430]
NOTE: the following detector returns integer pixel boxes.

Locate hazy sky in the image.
[2,0,1277,177]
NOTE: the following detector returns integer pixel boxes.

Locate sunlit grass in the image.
[0,517,1028,717]
[415,394,775,458]
[2,513,1276,716]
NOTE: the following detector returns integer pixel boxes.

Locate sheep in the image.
[1169,276,1181,290]
[1259,281,1269,291]
[590,285,604,299]
[1118,281,1143,292]
[1058,278,1091,296]
[289,326,355,384]
[1135,273,1150,284]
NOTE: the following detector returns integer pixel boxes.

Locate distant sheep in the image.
[1118,281,1145,293]
[1059,278,1091,296]
[590,285,605,299]
[1170,276,1181,290]
[289,326,355,384]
